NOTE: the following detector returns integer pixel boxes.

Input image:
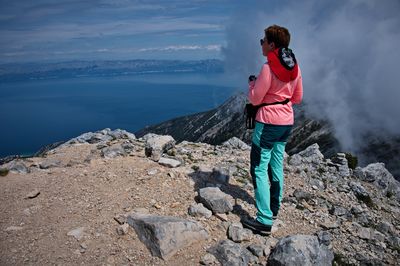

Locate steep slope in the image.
[136,93,399,179]
[135,92,252,145]
[135,93,340,157]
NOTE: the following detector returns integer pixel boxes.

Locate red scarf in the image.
[267,48,299,82]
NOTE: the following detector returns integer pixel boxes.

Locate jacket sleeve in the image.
[248,64,272,105]
[290,67,303,104]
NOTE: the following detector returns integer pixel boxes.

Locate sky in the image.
[0,0,240,63]
[1,0,399,156]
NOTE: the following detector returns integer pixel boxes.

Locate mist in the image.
[222,0,400,155]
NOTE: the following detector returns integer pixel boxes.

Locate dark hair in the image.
[264,25,291,48]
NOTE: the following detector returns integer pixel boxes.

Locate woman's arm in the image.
[290,67,303,104]
[248,64,272,105]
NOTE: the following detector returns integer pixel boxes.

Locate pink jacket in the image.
[248,63,303,125]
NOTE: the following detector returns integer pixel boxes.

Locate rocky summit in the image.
[0,128,399,265]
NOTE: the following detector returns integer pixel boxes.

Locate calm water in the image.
[0,73,243,157]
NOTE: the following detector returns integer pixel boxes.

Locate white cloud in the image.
[223,0,400,154]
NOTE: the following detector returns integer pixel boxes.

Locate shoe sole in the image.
[251,228,271,236]
[242,223,271,236]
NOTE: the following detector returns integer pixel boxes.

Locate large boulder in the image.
[101,143,127,159]
[291,143,325,166]
[361,163,400,201]
[198,187,233,213]
[127,213,208,260]
[7,160,30,174]
[268,234,334,266]
[144,134,175,161]
[39,159,61,169]
[107,129,136,141]
[208,239,256,266]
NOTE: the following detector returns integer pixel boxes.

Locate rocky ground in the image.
[1,128,399,265]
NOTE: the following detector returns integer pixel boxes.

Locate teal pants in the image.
[250,121,292,226]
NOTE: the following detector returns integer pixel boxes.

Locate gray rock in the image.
[263,237,279,257]
[293,189,313,202]
[353,167,366,180]
[116,223,130,235]
[331,154,350,177]
[212,166,230,183]
[127,213,208,260]
[121,141,135,153]
[8,160,30,174]
[158,157,181,168]
[198,187,233,214]
[349,181,370,198]
[338,165,350,177]
[144,134,175,161]
[336,184,350,193]
[227,223,252,243]
[272,219,285,234]
[387,236,400,250]
[200,253,219,265]
[69,130,113,144]
[297,143,325,165]
[141,133,159,142]
[288,154,303,166]
[39,159,62,169]
[362,163,400,200]
[222,137,251,150]
[247,244,264,257]
[317,231,332,246]
[329,206,348,216]
[358,227,372,240]
[188,203,212,219]
[374,230,386,242]
[356,213,373,227]
[320,221,339,230]
[309,178,325,190]
[351,205,364,215]
[208,239,255,266]
[101,143,127,159]
[268,234,334,266]
[67,227,85,240]
[107,129,136,141]
[376,221,394,236]
[361,163,386,182]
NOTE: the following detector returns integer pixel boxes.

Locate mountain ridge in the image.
[135,93,399,180]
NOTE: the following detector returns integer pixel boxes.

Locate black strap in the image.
[256,98,290,108]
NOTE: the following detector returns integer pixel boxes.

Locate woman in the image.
[242,25,303,235]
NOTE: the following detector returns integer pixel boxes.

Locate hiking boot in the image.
[241,217,272,236]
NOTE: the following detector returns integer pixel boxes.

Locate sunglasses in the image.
[260,38,265,46]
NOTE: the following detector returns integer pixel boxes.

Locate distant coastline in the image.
[0,59,224,82]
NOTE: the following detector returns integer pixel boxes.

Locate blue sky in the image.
[0,0,243,63]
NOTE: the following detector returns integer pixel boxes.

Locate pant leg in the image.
[250,122,292,226]
[269,142,286,216]
[250,142,273,225]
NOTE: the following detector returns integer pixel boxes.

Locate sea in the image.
[0,73,243,157]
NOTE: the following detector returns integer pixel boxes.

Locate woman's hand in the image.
[248,75,257,83]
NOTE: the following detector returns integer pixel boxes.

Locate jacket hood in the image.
[267,48,299,82]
